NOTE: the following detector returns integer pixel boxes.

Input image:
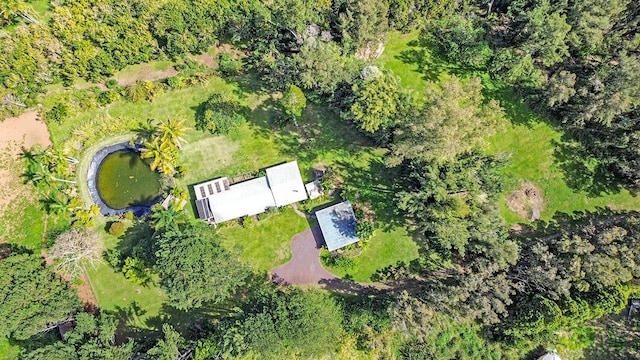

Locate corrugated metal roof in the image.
[207,177,276,223]
[316,201,359,252]
[266,161,308,206]
[195,198,213,220]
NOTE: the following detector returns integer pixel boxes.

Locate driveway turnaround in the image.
[270,227,338,285]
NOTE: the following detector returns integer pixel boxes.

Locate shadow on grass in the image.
[333,157,403,231]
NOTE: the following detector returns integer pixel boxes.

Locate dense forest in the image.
[3,0,640,359]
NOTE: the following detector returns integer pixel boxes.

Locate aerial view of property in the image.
[2,1,640,359]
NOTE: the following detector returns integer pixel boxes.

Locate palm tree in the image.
[157,118,190,150]
[150,203,189,234]
[140,136,177,175]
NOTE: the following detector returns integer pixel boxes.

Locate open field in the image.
[377,31,640,224]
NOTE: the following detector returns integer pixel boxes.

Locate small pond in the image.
[87,142,163,216]
[97,150,162,209]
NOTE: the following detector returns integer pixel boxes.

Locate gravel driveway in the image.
[270,227,338,285]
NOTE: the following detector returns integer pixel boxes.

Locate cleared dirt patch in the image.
[0,111,52,214]
[506,182,544,221]
[115,64,178,87]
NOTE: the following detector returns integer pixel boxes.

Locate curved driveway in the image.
[270,227,338,285]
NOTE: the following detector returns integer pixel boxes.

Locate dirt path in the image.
[0,111,52,237]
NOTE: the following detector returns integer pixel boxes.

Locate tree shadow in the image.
[333,157,403,230]
[552,135,631,196]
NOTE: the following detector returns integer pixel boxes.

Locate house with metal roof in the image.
[316,201,360,252]
[266,161,308,207]
[192,161,308,224]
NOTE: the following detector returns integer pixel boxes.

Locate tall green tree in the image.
[17,312,135,360]
[345,68,403,135]
[0,253,81,340]
[223,289,344,358]
[388,76,504,165]
[154,222,251,310]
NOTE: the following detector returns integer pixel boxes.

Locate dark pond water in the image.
[96,150,162,210]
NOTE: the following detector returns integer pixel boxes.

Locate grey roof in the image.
[266,161,308,206]
[195,198,213,220]
[316,201,359,252]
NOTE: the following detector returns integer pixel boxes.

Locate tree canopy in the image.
[154,222,251,310]
[0,253,81,340]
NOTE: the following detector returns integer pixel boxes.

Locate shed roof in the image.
[266,161,308,206]
[316,201,359,252]
[207,177,275,223]
[538,350,562,360]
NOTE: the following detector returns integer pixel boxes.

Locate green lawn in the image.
[218,207,310,273]
[323,227,419,282]
[0,338,19,360]
[378,31,640,223]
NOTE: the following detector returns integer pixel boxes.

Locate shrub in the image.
[108,221,126,237]
[44,102,71,123]
[105,79,119,89]
[217,52,242,76]
[174,165,187,179]
[196,93,245,134]
[166,75,187,89]
[356,220,375,241]
[125,80,164,102]
[97,89,121,105]
[242,216,254,228]
[104,249,123,271]
[123,211,135,221]
[122,257,151,285]
[321,251,356,270]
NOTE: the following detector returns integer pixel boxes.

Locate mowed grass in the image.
[324,227,419,282]
[218,207,310,273]
[379,31,640,223]
[0,338,19,360]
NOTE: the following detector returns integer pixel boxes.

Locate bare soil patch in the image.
[115,65,178,87]
[0,111,51,215]
[506,182,544,221]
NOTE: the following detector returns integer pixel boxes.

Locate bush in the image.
[108,221,126,237]
[217,52,242,76]
[356,220,375,241]
[166,75,187,89]
[105,79,119,89]
[44,102,71,123]
[321,251,356,270]
[104,249,123,271]
[97,89,121,105]
[196,93,245,134]
[174,165,187,179]
[242,216,254,228]
[121,257,151,285]
[125,80,164,102]
[123,211,135,221]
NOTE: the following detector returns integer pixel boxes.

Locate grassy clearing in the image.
[378,31,640,223]
[218,207,310,273]
[323,227,419,282]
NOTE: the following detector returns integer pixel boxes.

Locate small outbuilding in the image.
[538,350,562,360]
[316,201,359,252]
